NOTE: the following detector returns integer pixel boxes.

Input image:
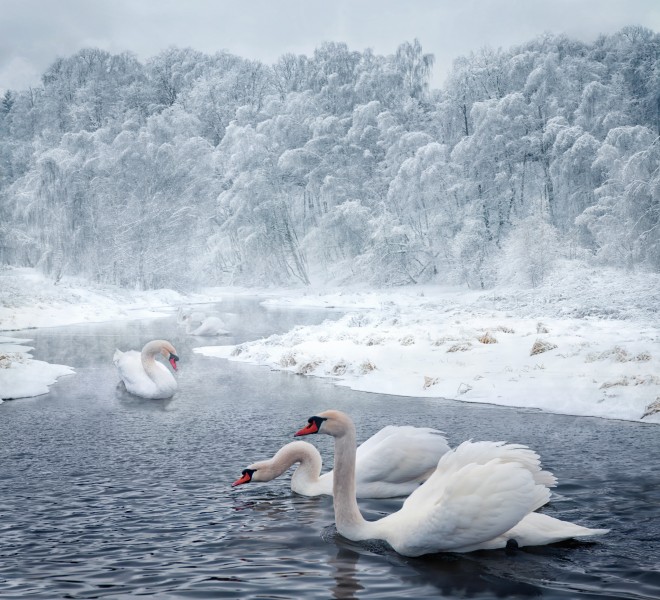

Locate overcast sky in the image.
[1,0,659,95]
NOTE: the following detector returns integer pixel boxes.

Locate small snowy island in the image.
[0,335,74,402]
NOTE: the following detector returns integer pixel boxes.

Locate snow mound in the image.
[0,336,74,401]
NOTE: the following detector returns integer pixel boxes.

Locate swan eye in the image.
[310,416,327,429]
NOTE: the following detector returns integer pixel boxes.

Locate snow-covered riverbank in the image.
[195,263,660,424]
[2,264,659,422]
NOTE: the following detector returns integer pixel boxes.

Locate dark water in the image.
[0,298,658,599]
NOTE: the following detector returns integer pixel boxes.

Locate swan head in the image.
[295,409,352,438]
[232,468,257,487]
[231,455,286,486]
[159,341,179,371]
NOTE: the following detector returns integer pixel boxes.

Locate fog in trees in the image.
[1,28,659,290]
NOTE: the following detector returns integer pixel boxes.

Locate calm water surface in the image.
[0,298,658,599]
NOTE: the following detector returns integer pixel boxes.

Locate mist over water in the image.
[0,299,658,599]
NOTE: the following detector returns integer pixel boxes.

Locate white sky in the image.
[1,0,659,94]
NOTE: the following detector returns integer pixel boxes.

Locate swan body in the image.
[233,425,450,498]
[295,410,608,556]
[177,307,206,327]
[187,316,229,336]
[113,339,179,399]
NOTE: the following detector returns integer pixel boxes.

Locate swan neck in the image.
[265,442,322,484]
[141,342,162,380]
[332,423,371,539]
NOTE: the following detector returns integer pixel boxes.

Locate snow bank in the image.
[196,263,660,424]
[0,267,227,331]
[0,336,74,402]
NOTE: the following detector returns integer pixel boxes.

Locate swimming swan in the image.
[113,339,179,399]
[294,410,609,556]
[186,316,229,336]
[232,425,450,498]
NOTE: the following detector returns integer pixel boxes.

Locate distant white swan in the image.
[113,339,179,399]
[177,307,206,327]
[294,410,609,556]
[232,425,450,498]
[186,316,229,337]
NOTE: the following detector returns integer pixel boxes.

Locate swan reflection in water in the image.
[326,525,549,599]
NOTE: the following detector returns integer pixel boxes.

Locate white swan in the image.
[113,339,179,399]
[232,425,451,498]
[294,410,609,556]
[186,316,229,337]
[177,307,206,327]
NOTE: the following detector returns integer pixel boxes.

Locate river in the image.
[0,298,658,599]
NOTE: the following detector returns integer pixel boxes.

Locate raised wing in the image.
[383,453,550,555]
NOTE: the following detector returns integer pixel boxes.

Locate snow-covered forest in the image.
[1,26,659,290]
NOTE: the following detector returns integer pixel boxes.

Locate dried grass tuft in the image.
[432,337,455,347]
[586,346,652,363]
[600,377,629,389]
[447,342,472,353]
[0,353,17,368]
[600,375,658,389]
[642,398,660,419]
[530,339,558,356]
[296,360,321,375]
[477,331,498,344]
[423,376,439,389]
[279,352,297,367]
[495,325,515,334]
[457,382,473,394]
[360,360,377,374]
[331,360,348,376]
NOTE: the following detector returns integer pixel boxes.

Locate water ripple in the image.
[1,300,658,599]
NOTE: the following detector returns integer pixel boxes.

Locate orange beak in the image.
[295,421,319,437]
[232,473,252,487]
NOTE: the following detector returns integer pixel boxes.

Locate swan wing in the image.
[386,457,549,555]
[419,440,556,498]
[114,350,147,386]
[355,425,450,486]
[114,349,169,398]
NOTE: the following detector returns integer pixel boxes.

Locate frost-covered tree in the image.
[578,126,660,270]
[499,215,561,286]
[2,29,660,289]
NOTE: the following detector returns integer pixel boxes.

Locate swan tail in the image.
[510,512,609,547]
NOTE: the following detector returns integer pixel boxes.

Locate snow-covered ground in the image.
[195,262,660,424]
[2,263,659,422]
[0,267,230,331]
